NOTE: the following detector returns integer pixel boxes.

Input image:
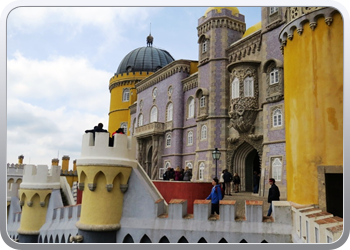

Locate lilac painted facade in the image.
[132,7,287,197]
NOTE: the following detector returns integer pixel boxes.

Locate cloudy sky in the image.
[5,1,349,169]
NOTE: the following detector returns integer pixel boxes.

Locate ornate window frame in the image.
[270,105,284,130]
[270,156,283,182]
[186,161,193,169]
[152,87,158,99]
[244,76,254,97]
[231,77,240,99]
[200,96,206,108]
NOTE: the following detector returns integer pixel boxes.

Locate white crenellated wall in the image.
[77,133,137,167]
[20,164,61,190]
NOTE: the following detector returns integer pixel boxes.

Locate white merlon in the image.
[77,133,138,167]
[20,165,61,190]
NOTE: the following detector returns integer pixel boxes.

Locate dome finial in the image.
[147,23,153,47]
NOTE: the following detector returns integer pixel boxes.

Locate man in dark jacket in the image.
[223,169,233,196]
[267,178,280,216]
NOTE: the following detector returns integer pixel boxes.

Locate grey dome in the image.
[116,47,175,75]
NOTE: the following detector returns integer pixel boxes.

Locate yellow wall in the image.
[284,14,343,204]
[77,165,132,229]
[18,190,51,234]
[108,72,151,135]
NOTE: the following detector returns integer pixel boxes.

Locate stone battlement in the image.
[20,164,61,190]
[77,133,137,167]
[7,163,24,175]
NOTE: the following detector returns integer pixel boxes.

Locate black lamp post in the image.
[212,147,221,178]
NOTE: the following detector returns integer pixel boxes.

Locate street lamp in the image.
[212,147,221,178]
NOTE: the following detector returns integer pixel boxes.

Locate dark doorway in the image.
[146,147,153,178]
[325,173,343,218]
[245,149,260,192]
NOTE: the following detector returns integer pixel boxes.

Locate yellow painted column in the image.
[282,12,343,204]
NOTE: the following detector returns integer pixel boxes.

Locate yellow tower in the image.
[17,164,61,243]
[280,8,343,206]
[108,38,174,135]
[75,132,137,243]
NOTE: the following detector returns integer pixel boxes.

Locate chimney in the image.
[73,159,77,172]
[62,155,70,172]
[52,158,59,166]
[18,155,24,164]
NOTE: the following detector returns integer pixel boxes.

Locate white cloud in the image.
[7,53,111,167]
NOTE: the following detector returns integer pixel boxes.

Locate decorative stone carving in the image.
[120,184,128,193]
[297,28,303,35]
[88,183,96,191]
[40,201,45,207]
[27,201,33,207]
[69,235,84,243]
[309,22,317,30]
[78,182,84,191]
[248,134,263,141]
[325,17,333,26]
[19,200,24,206]
[228,68,259,134]
[227,137,239,144]
[106,184,113,192]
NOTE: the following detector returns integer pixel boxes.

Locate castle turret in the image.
[17,164,60,243]
[75,132,137,243]
[280,7,343,211]
[61,155,70,173]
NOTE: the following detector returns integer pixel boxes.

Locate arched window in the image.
[120,122,128,134]
[201,125,207,140]
[138,114,144,127]
[166,133,171,147]
[199,162,205,180]
[244,77,254,97]
[122,88,130,102]
[150,106,158,123]
[187,131,193,145]
[186,162,193,169]
[232,77,240,99]
[272,158,282,181]
[270,68,279,84]
[188,97,195,118]
[273,108,282,127]
[167,103,173,121]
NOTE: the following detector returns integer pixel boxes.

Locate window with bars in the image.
[244,77,254,97]
[273,108,283,127]
[232,77,240,99]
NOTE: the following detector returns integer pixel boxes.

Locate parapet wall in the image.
[20,164,61,190]
[77,133,137,167]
